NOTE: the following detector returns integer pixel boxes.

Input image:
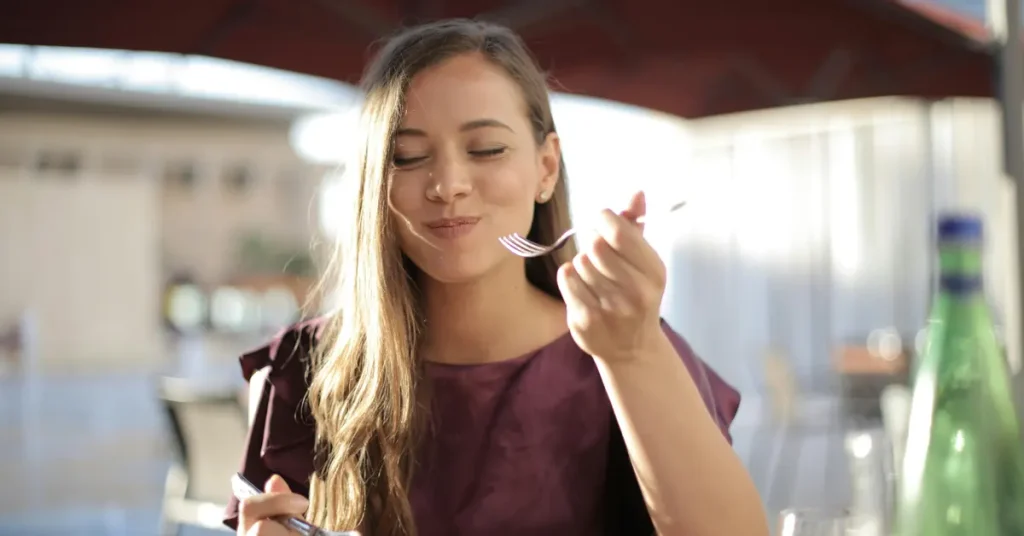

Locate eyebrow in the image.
[395,119,515,137]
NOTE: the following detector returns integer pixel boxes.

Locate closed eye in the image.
[393,155,427,168]
[470,147,506,158]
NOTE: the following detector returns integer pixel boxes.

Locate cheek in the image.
[477,164,538,238]
[481,160,538,206]
[388,176,421,219]
[387,178,423,245]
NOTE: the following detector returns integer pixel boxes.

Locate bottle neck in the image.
[938,241,983,294]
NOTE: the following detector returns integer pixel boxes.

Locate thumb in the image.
[620,190,646,230]
[264,474,292,494]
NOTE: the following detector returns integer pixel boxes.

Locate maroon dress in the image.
[223,318,740,535]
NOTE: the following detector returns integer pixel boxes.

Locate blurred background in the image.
[1,0,1023,534]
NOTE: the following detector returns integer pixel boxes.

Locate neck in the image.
[419,260,566,364]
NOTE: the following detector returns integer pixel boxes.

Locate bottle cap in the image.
[937,213,983,242]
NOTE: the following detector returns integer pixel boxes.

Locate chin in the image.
[413,254,502,286]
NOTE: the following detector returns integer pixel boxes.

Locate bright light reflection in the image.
[847,432,874,459]
[0,44,28,76]
[0,43,359,110]
[828,120,862,280]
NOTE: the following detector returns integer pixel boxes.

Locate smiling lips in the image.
[424,217,481,239]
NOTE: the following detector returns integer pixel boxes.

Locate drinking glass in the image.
[777,508,847,536]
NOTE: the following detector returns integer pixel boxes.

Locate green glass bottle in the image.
[894,214,1024,536]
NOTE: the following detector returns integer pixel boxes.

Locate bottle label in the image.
[939,274,982,294]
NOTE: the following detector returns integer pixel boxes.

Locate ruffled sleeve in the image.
[222,318,326,530]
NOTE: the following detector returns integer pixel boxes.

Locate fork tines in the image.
[499,234,550,258]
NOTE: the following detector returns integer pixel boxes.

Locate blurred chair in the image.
[0,322,21,375]
[158,376,248,535]
[0,313,29,375]
[747,348,849,518]
[835,339,910,421]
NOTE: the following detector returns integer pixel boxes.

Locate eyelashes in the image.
[393,155,427,167]
[469,147,506,158]
[392,146,508,169]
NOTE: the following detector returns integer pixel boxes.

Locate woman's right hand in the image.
[237,474,310,536]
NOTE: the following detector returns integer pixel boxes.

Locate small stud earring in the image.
[538,191,550,202]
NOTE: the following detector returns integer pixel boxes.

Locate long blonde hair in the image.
[306,19,574,535]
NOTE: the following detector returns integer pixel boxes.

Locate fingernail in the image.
[264,474,282,492]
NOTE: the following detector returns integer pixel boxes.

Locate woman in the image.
[225,18,767,536]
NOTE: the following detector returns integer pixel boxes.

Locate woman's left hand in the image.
[558,191,669,363]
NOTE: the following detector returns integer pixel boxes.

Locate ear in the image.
[535,132,561,203]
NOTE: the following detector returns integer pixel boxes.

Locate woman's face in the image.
[388,52,560,284]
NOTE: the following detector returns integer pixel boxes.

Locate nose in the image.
[426,153,472,203]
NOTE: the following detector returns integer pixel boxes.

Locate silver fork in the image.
[499,200,687,258]
[231,473,360,536]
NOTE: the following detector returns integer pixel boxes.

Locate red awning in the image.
[0,0,997,118]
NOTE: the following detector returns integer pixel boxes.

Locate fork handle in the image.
[627,201,686,225]
[231,473,357,536]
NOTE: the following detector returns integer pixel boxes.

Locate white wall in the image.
[0,172,162,366]
[554,95,1017,397]
[669,97,1015,393]
[0,111,320,368]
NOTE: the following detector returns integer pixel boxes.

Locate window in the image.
[163,160,198,192]
[222,163,254,196]
[34,149,81,178]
